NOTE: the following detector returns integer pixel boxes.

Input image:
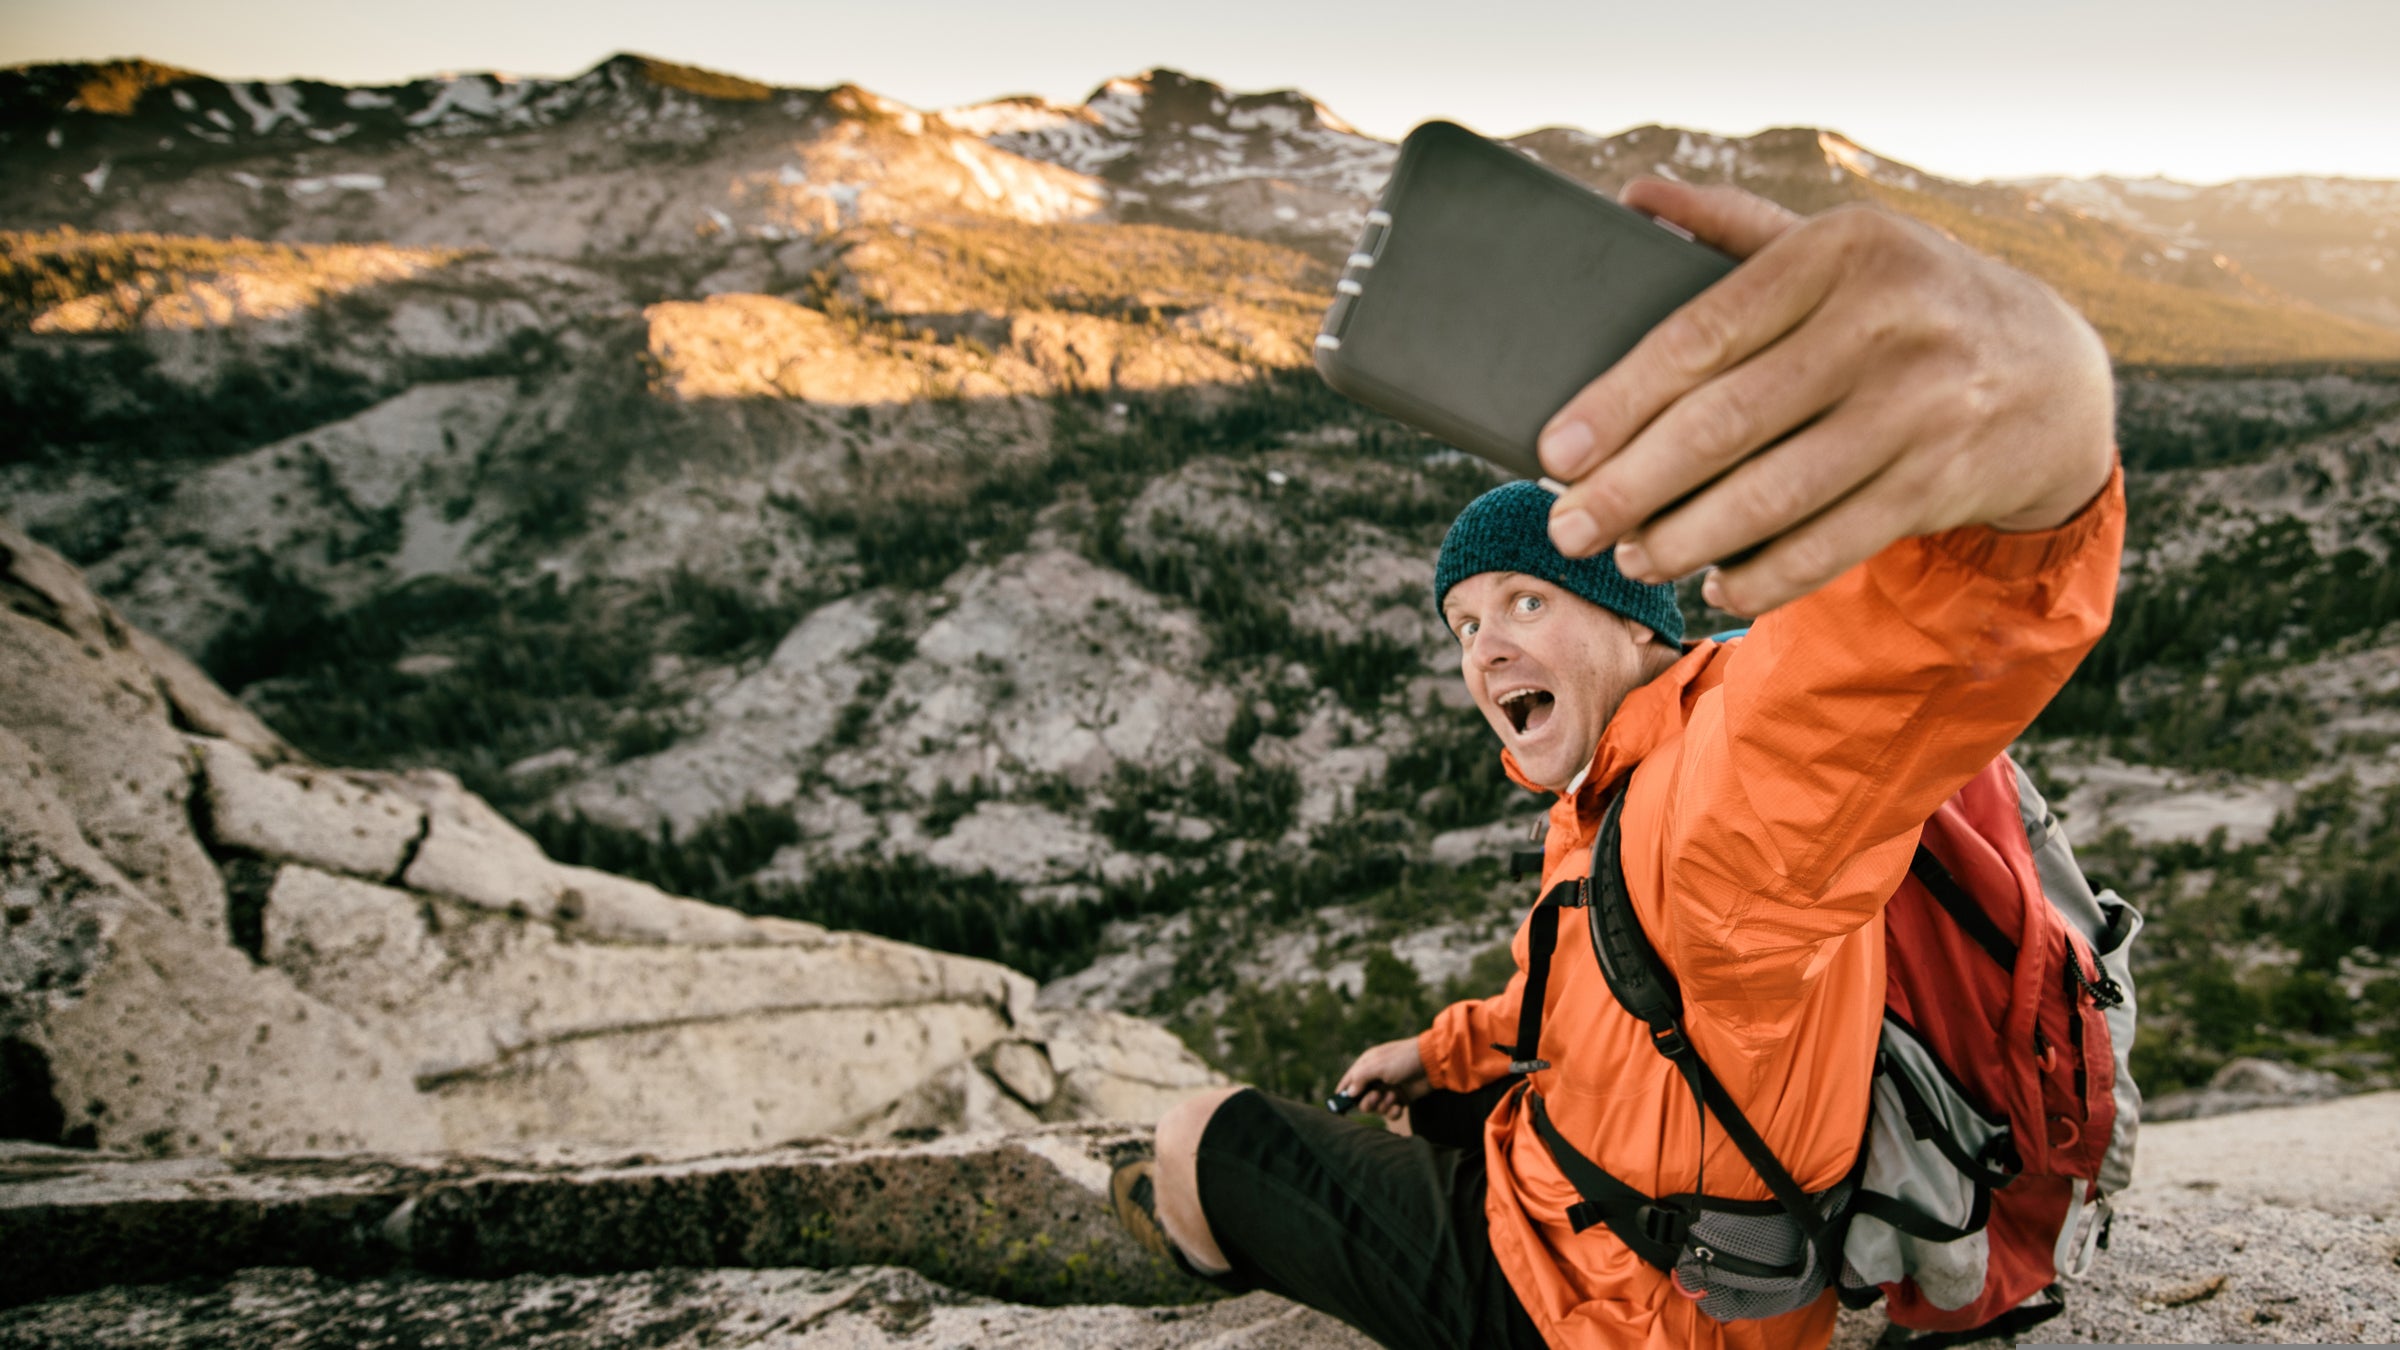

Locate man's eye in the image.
[1459,620,1479,639]
[1515,595,1542,614]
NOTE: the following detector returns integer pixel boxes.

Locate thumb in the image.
[1620,177,1800,259]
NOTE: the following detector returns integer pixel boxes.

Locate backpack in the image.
[1502,752,2142,1346]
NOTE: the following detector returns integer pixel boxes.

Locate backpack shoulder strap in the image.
[1587,786,1683,1028]
[1586,788,1834,1252]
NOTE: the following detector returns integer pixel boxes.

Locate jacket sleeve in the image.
[1418,955,1529,1093]
[1643,466,2126,1030]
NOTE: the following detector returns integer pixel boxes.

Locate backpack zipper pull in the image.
[2064,938,2125,1009]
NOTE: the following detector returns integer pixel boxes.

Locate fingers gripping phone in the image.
[1314,121,1737,481]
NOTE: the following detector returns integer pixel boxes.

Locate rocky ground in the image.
[0,1268,1360,1350]
[1,1093,2394,1347]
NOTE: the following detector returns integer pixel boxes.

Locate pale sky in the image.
[5,0,2396,184]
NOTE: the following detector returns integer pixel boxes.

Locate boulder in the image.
[370,764,772,946]
[548,863,775,946]
[1039,1008,1225,1124]
[385,767,579,921]
[2,523,1221,1165]
[850,1058,1045,1140]
[191,736,426,881]
[259,861,1060,1152]
[2144,1055,2354,1122]
[0,730,443,1157]
[985,1040,1059,1109]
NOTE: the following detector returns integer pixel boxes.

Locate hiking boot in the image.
[1110,1156,1185,1265]
[1111,1154,1247,1288]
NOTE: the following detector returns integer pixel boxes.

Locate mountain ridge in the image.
[6,53,2396,363]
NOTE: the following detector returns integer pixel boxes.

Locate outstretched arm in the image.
[1536,179,2119,616]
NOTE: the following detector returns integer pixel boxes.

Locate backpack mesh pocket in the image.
[1674,1180,1851,1321]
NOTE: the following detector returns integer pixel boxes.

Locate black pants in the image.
[1194,1088,1548,1350]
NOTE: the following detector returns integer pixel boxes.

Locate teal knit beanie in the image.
[1433,481,1685,645]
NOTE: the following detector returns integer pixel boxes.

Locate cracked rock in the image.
[190,736,427,881]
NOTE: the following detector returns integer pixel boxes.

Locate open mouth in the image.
[1497,687,1556,736]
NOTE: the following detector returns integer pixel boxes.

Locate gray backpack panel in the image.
[1840,1016,2012,1311]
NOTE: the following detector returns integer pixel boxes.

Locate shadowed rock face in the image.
[0,522,1222,1159]
[0,1127,1194,1310]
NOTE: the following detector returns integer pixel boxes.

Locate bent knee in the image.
[1156,1084,1247,1167]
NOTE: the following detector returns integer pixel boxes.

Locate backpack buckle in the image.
[1637,1201,1691,1249]
[1651,1026,1691,1059]
[1509,1058,1551,1074]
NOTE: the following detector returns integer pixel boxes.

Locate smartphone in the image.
[1313,121,1738,480]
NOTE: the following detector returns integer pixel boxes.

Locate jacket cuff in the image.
[1925,462,2124,582]
[1417,1018,1471,1095]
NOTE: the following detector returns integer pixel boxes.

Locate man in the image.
[1113,176,2124,1350]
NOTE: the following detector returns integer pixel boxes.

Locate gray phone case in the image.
[1314,121,1737,480]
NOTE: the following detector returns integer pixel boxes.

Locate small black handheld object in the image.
[1313,121,1738,480]
[1327,1080,1388,1115]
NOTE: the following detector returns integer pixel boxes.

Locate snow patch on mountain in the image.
[225,81,308,134]
[1224,102,1300,135]
[941,98,1134,177]
[407,73,543,130]
[1089,79,1147,136]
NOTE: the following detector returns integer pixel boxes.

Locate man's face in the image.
[1441,572,1661,793]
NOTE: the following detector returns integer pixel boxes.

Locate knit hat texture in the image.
[1432,481,1685,645]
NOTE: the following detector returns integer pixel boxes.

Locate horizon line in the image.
[11,48,2398,190]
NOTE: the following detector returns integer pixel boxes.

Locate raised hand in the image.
[1537,178,2118,616]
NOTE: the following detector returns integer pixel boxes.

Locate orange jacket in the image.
[1417,468,2125,1350]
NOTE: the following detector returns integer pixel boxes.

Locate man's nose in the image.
[1469,628,1520,666]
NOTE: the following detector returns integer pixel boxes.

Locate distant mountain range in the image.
[4,54,2397,364]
